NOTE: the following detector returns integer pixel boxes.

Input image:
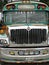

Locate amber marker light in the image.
[0,25,8,34]
[22,0,30,3]
[0,29,5,34]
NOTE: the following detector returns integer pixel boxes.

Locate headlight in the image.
[1,39,7,44]
[18,50,25,55]
[0,39,8,46]
[30,51,34,55]
[34,50,40,55]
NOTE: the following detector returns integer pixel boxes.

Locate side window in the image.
[4,12,12,24]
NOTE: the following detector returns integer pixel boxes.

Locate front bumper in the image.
[1,47,49,63]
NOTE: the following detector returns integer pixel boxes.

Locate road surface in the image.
[0,62,49,65]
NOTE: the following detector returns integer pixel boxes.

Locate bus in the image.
[0,0,49,64]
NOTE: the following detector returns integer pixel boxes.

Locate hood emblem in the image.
[27,27,31,31]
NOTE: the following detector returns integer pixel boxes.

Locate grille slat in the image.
[10,29,46,44]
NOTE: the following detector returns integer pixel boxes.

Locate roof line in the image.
[5,1,48,7]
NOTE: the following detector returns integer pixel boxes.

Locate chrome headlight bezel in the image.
[0,39,7,44]
[0,38,9,47]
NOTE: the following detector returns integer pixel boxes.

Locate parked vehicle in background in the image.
[0,0,49,64]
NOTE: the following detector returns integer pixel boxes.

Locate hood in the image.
[7,23,46,27]
[7,23,48,32]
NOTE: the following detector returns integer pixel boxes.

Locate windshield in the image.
[4,11,48,24]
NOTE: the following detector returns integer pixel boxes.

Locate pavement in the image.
[0,62,49,65]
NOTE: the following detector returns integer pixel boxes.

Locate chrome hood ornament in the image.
[27,26,31,31]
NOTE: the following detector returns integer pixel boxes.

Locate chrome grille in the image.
[11,29,28,44]
[29,29,46,43]
[10,29,46,44]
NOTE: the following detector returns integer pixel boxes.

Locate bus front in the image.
[0,0,49,63]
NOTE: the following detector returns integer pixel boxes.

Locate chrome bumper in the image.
[0,47,49,63]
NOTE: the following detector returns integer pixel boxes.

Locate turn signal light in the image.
[0,29,5,34]
[0,25,8,34]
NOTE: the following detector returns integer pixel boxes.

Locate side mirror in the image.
[0,12,4,26]
[0,12,2,21]
[0,12,3,21]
